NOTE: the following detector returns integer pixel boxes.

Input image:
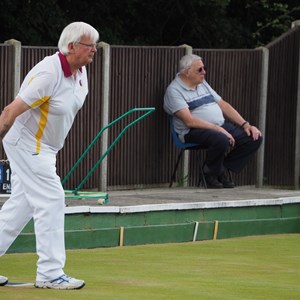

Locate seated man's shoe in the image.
[218,173,235,188]
[0,275,8,286]
[204,174,223,189]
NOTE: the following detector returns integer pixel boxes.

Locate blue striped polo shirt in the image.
[164,74,224,141]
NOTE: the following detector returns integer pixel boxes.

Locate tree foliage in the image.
[0,0,299,48]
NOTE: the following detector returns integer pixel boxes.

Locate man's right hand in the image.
[217,126,235,147]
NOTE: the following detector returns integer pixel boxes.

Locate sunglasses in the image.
[198,66,206,73]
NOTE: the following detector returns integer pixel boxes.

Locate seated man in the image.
[164,54,263,188]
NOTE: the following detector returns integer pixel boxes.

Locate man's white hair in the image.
[58,22,99,55]
[179,54,202,74]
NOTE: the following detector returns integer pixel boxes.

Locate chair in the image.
[169,117,207,188]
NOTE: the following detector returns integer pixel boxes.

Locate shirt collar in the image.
[58,52,82,77]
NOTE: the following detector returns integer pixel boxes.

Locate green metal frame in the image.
[63,107,155,203]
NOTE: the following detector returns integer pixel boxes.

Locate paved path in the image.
[63,186,300,207]
[1,186,300,208]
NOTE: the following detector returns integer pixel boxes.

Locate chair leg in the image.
[196,151,207,189]
[199,163,207,188]
[227,169,233,182]
[169,150,184,188]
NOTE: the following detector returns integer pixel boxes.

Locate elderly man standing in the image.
[0,22,99,289]
[164,54,262,188]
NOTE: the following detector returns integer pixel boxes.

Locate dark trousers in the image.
[184,122,263,176]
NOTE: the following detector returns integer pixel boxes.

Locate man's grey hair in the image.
[58,22,99,55]
[179,54,202,74]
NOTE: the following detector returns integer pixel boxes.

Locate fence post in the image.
[4,39,21,97]
[294,23,300,189]
[179,45,193,187]
[292,20,300,28]
[98,42,110,191]
[256,47,269,188]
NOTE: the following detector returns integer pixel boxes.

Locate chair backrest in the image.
[169,116,200,149]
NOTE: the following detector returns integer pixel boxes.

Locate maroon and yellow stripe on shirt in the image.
[30,96,51,153]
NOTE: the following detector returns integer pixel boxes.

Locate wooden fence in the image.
[0,23,299,190]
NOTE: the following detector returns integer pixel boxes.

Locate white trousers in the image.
[0,141,66,281]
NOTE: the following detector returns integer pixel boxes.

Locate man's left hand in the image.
[244,124,262,141]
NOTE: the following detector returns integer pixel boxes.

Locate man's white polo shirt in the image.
[4,52,88,154]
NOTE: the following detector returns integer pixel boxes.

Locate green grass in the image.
[1,234,300,299]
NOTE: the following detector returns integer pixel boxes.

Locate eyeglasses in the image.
[78,42,97,49]
[197,66,206,73]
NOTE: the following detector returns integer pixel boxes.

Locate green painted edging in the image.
[216,217,300,239]
[122,223,195,246]
[7,228,120,253]
[6,202,300,253]
[65,228,120,249]
[16,203,300,234]
[8,217,300,253]
[282,203,300,218]
[144,210,204,226]
[203,205,282,221]
[196,221,215,240]
[65,214,116,230]
[7,233,36,254]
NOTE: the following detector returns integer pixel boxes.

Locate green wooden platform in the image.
[7,197,300,253]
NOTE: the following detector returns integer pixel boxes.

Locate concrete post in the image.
[179,45,193,187]
[4,39,21,97]
[256,47,269,188]
[290,20,300,189]
[98,42,110,191]
[294,37,300,189]
[292,20,300,28]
